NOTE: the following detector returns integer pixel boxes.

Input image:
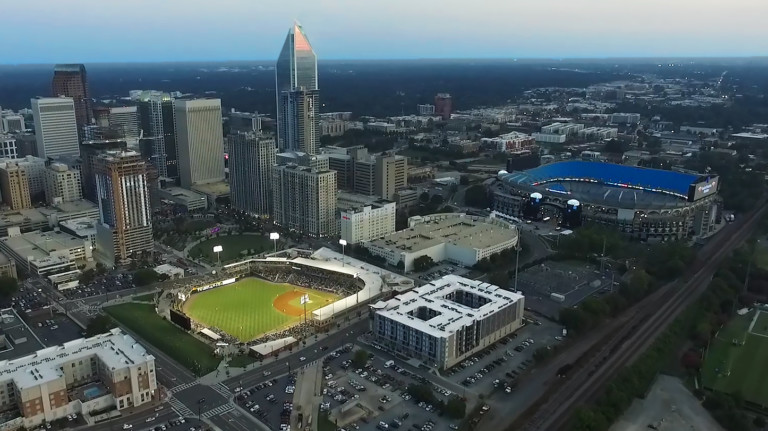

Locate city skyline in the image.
[1,0,765,64]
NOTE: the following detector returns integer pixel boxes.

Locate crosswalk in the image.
[169,381,197,394]
[202,403,234,419]
[168,397,194,417]
[212,382,231,398]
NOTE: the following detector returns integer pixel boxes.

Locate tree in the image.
[459,175,470,186]
[680,350,702,371]
[413,255,436,272]
[352,349,368,369]
[419,192,431,203]
[444,397,466,419]
[85,315,117,337]
[0,276,19,301]
[133,269,160,287]
[79,268,96,285]
[406,383,436,404]
[754,416,766,428]
[430,194,444,207]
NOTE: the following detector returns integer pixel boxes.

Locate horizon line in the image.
[2,55,768,67]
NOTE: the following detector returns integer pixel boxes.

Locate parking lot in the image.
[415,263,471,284]
[61,273,135,301]
[515,260,617,319]
[235,373,296,430]
[28,313,83,346]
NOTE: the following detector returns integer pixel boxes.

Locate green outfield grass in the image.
[188,235,272,263]
[182,277,340,342]
[702,309,768,407]
[104,303,220,376]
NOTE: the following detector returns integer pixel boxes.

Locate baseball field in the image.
[182,277,341,341]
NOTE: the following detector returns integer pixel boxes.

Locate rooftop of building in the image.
[372,274,522,338]
[0,230,86,262]
[0,328,154,389]
[59,217,97,236]
[337,192,393,210]
[366,213,517,253]
[191,181,230,197]
[0,308,45,362]
[155,263,184,276]
[158,187,207,202]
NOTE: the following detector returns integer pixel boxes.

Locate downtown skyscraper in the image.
[51,64,92,134]
[276,22,320,155]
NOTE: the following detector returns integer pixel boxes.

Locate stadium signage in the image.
[195,277,237,293]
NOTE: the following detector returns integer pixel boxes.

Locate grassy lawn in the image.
[182,277,340,342]
[188,235,272,263]
[105,303,220,376]
[702,309,768,406]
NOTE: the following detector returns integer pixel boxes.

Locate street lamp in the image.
[213,245,223,267]
[270,232,280,254]
[339,239,347,267]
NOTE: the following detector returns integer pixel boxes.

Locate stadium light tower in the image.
[213,245,223,266]
[270,232,280,254]
[339,239,347,267]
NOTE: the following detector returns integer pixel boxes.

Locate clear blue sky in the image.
[3,0,766,64]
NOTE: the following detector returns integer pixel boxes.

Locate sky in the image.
[2,0,767,64]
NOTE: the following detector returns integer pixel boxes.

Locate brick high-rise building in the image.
[434,93,453,121]
[51,64,92,134]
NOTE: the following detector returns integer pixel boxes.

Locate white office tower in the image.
[272,164,337,237]
[45,162,83,204]
[376,154,408,200]
[229,133,276,217]
[174,99,225,188]
[108,106,140,148]
[2,114,25,133]
[31,97,80,158]
[0,135,17,159]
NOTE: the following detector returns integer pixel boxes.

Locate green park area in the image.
[105,303,220,376]
[188,234,272,264]
[702,309,768,407]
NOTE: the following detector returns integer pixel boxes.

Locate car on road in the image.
[122,425,133,430]
[299,356,306,361]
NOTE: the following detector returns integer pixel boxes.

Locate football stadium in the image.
[492,160,721,240]
[169,248,414,346]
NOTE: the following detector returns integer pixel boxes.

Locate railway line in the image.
[516,201,767,431]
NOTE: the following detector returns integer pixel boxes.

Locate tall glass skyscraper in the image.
[276,22,319,155]
[52,64,92,136]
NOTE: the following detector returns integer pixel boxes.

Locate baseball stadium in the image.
[169,248,414,347]
[492,160,722,240]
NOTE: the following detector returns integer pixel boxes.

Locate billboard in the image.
[169,309,192,331]
[687,176,719,202]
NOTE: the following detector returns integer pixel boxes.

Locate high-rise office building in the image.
[435,93,453,121]
[108,106,140,147]
[80,139,128,203]
[31,97,80,158]
[93,151,152,265]
[353,158,376,196]
[376,155,408,200]
[229,133,276,217]
[51,64,92,133]
[276,23,320,155]
[174,99,225,188]
[44,162,82,205]
[2,114,25,133]
[136,91,177,179]
[272,164,337,237]
[0,161,32,209]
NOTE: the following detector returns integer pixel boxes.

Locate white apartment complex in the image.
[340,200,396,244]
[372,274,524,368]
[481,132,536,152]
[364,213,518,272]
[31,98,80,158]
[44,163,82,204]
[0,329,156,430]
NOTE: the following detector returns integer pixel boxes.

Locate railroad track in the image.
[520,202,767,431]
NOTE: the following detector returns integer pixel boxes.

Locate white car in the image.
[263,371,271,377]
[122,425,133,430]
[299,357,306,362]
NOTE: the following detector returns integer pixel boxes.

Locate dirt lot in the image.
[610,375,723,431]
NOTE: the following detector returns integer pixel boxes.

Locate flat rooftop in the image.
[59,217,97,236]
[0,308,45,362]
[158,187,207,202]
[373,274,523,338]
[0,328,154,389]
[366,214,516,253]
[191,181,230,197]
[0,230,85,261]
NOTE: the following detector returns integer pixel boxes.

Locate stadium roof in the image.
[500,161,702,198]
